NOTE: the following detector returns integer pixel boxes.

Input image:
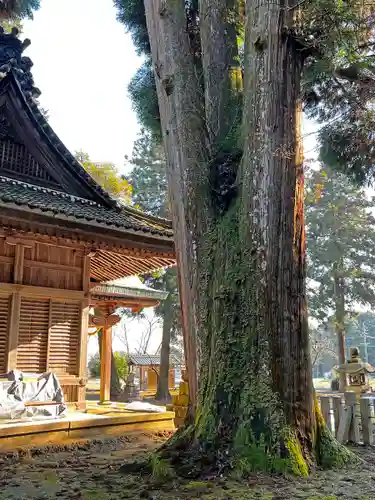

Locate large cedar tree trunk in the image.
[144,0,352,474]
[155,294,173,402]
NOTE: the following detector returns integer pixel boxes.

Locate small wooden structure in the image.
[0,29,175,410]
[89,277,169,403]
[128,354,180,392]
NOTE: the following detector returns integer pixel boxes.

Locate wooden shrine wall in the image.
[0,235,89,407]
[0,238,85,290]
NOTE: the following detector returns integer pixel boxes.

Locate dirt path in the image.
[0,433,375,499]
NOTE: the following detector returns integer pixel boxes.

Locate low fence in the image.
[318,392,375,445]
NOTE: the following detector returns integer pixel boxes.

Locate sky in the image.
[23,0,143,172]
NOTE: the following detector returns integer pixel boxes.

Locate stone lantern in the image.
[334,347,375,395]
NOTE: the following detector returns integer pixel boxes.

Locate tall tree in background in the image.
[346,313,375,365]
[306,167,375,388]
[112,0,375,472]
[76,151,132,204]
[127,130,182,402]
[0,0,39,18]
[127,131,168,215]
[309,324,337,378]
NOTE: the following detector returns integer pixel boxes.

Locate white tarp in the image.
[0,372,67,421]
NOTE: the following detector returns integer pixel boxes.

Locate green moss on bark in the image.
[284,430,309,477]
[158,180,353,480]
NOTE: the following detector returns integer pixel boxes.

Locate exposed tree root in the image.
[120,402,360,482]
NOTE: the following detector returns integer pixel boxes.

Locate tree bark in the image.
[144,0,212,415]
[155,293,173,402]
[333,262,347,390]
[199,0,242,147]
[144,0,353,474]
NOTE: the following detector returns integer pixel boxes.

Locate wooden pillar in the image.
[77,299,89,409]
[13,245,25,284]
[99,326,112,404]
[7,292,21,371]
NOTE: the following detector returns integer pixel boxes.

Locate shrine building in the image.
[0,28,175,409]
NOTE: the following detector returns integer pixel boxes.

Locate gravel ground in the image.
[0,433,374,499]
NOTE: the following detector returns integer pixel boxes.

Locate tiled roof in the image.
[0,176,173,238]
[128,354,182,366]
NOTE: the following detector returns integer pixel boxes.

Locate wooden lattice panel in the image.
[17,297,49,373]
[0,294,10,372]
[0,138,58,186]
[49,300,81,375]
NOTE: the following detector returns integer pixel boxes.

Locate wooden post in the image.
[332,396,342,438]
[77,300,89,409]
[360,397,374,446]
[346,391,360,443]
[139,366,144,391]
[46,299,53,372]
[99,326,112,405]
[7,292,21,371]
[320,396,331,429]
[337,391,360,444]
[82,255,91,295]
[13,245,25,284]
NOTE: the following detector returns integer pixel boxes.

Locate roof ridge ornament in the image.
[0,25,40,101]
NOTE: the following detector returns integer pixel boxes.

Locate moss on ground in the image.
[0,433,374,499]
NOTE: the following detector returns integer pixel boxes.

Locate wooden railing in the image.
[318,392,375,445]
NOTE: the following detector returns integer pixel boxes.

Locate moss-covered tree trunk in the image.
[144,0,353,474]
[155,294,173,402]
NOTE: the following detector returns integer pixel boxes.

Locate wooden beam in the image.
[82,256,91,295]
[24,259,82,273]
[13,244,25,284]
[46,299,53,372]
[90,297,159,308]
[5,237,34,248]
[78,299,89,406]
[0,282,84,300]
[7,292,21,371]
[57,375,81,385]
[99,326,112,404]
